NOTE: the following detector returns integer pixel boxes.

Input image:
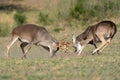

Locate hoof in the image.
[92,50,100,55]
[91,52,96,55]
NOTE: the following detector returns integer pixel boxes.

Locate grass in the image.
[0,29,120,80]
[0,56,120,80]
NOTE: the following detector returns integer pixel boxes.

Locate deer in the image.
[6,24,59,58]
[72,20,117,56]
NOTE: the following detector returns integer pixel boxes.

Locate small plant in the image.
[53,27,64,33]
[14,11,26,25]
[70,0,85,20]
[38,12,51,25]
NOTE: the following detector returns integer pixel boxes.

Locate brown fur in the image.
[73,20,117,55]
[6,24,59,58]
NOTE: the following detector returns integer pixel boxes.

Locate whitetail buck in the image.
[72,20,117,55]
[6,24,59,58]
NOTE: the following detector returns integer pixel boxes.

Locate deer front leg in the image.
[49,48,55,57]
[21,43,32,59]
[77,45,85,56]
[20,42,28,58]
[76,43,85,56]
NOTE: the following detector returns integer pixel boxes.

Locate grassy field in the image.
[0,56,120,80]
[0,28,120,80]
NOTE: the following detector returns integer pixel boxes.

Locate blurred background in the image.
[0,0,120,37]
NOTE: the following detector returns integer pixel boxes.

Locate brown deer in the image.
[6,24,59,58]
[72,20,117,55]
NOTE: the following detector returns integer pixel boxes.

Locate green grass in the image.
[0,56,120,80]
[0,30,120,80]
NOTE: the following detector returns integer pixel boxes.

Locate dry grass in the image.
[0,12,14,24]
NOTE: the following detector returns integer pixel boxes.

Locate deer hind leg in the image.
[92,36,107,55]
[20,42,28,58]
[99,38,111,53]
[6,35,18,58]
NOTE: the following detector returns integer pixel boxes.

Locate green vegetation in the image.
[70,0,120,20]
[0,30,119,79]
[0,0,120,36]
[0,56,120,80]
[38,12,51,25]
[14,11,26,25]
[53,27,64,33]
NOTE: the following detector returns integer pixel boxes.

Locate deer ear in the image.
[72,34,76,44]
